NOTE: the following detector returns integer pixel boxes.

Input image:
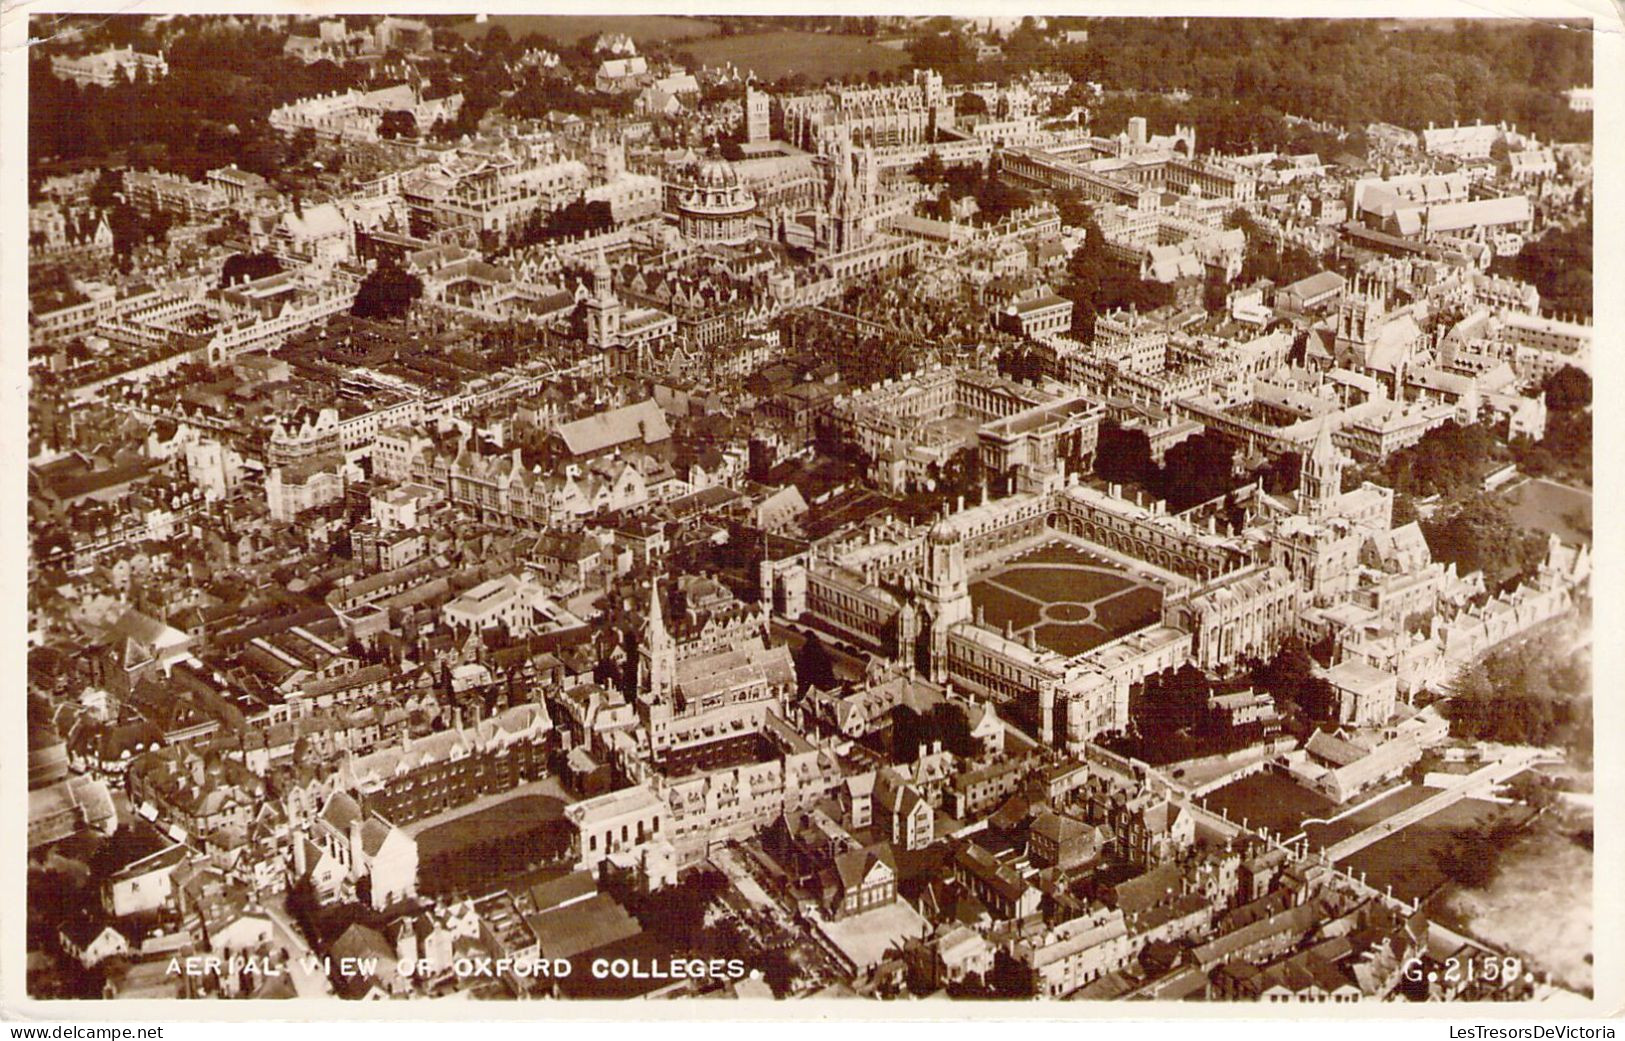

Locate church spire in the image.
[639,577,675,699]
[1300,418,1345,519]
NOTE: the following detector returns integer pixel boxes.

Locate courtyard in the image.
[969,539,1163,659]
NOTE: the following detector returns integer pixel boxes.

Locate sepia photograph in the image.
[12,4,1605,1014]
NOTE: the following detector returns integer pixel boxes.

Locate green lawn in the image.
[1301,785,1437,850]
[1501,477,1592,546]
[968,540,1161,660]
[1202,772,1337,836]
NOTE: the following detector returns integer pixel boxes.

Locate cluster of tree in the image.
[1490,213,1593,318]
[1118,662,1292,764]
[891,701,981,761]
[219,251,283,287]
[914,160,1035,226]
[29,25,370,181]
[778,312,924,389]
[1094,422,1243,514]
[1444,629,1591,761]
[377,109,419,140]
[1251,637,1339,722]
[905,446,984,513]
[1420,493,1550,591]
[617,867,729,949]
[1059,217,1176,338]
[504,75,636,121]
[1370,421,1498,501]
[351,262,424,320]
[505,197,615,252]
[107,203,175,268]
[792,632,838,693]
[1132,664,1214,742]
[608,866,798,991]
[944,949,1038,998]
[1259,450,1303,497]
[907,18,1077,85]
[1540,365,1591,413]
[1509,410,1591,492]
[1433,817,1526,889]
[1059,20,1591,146]
[1508,367,1591,489]
[1082,90,1364,163]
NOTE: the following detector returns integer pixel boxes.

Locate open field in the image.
[678,31,911,81]
[969,540,1161,659]
[451,15,720,45]
[1339,797,1535,904]
[1201,771,1337,836]
[1500,477,1592,545]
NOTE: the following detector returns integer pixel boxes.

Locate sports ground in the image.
[968,540,1163,659]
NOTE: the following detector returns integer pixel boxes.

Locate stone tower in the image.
[585,246,623,350]
[921,516,972,683]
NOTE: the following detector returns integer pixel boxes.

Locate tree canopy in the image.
[351,262,424,321]
[1420,493,1549,590]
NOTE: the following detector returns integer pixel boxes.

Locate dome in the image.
[696,157,737,187]
[929,517,960,545]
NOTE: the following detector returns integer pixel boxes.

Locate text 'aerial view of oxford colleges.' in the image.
[24,11,1595,1005]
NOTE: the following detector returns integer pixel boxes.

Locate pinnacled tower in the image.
[825,134,876,254]
[1336,270,1391,356]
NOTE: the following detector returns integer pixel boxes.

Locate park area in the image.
[679,31,912,81]
[1500,477,1592,546]
[451,15,721,45]
[969,540,1163,659]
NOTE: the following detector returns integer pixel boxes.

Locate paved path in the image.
[1322,749,1543,863]
[711,844,777,912]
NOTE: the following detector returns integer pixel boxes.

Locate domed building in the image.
[675,157,757,247]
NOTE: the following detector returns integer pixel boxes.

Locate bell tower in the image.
[921,517,972,683]
[585,246,623,350]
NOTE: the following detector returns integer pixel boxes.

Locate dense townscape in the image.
[24,13,1594,1004]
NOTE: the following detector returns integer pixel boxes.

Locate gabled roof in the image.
[319,791,362,832]
[553,399,670,457]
